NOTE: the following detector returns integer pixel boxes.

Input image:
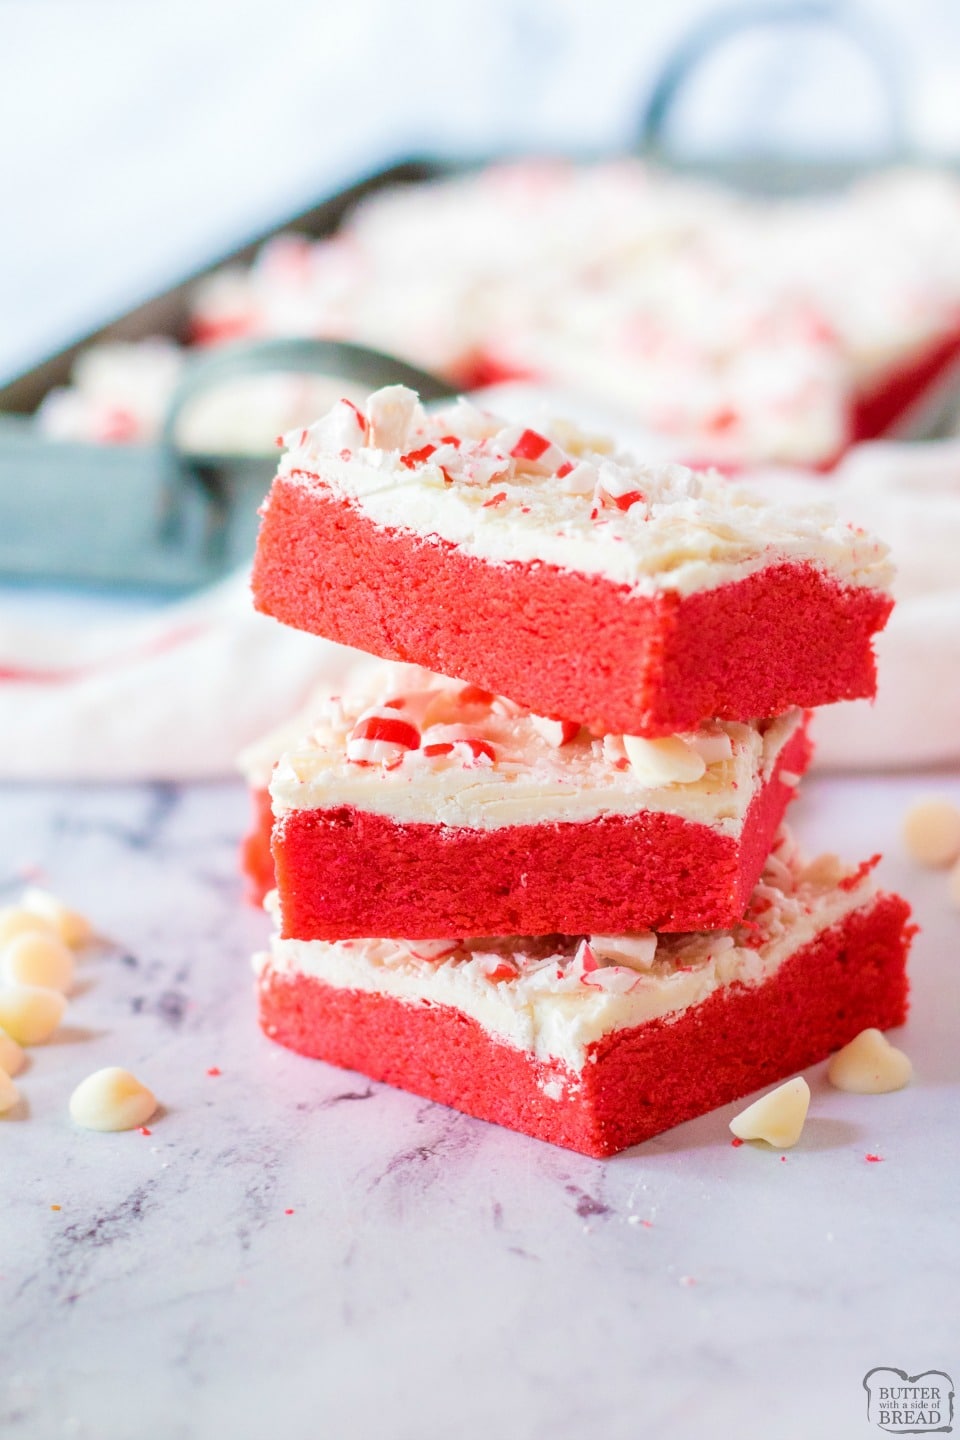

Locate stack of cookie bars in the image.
[244,385,912,1157]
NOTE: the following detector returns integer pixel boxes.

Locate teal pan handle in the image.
[158,335,458,458]
[157,335,460,549]
[638,1,908,164]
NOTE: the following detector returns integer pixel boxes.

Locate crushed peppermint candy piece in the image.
[406,939,461,962]
[529,715,580,747]
[366,385,418,451]
[573,939,600,974]
[601,734,630,769]
[497,425,566,474]
[422,725,496,766]
[297,398,367,455]
[347,708,421,765]
[400,443,437,469]
[588,933,658,971]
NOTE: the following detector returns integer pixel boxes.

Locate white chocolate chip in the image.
[902,798,960,868]
[0,1025,25,1077]
[588,933,658,971]
[949,859,960,910]
[21,888,93,949]
[799,852,846,889]
[2,931,74,993]
[730,1077,810,1148]
[0,906,56,948]
[623,734,707,786]
[69,1067,157,1132]
[826,1029,912,1094]
[0,1068,20,1115]
[0,985,67,1045]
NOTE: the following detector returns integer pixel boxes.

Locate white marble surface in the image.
[2,770,958,1440]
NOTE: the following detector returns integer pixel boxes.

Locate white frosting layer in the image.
[275,387,893,598]
[268,663,804,831]
[257,830,879,1074]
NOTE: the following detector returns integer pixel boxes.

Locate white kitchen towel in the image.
[1,406,958,779]
[767,437,960,770]
[0,575,360,780]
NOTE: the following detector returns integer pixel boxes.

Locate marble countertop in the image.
[2,769,957,1440]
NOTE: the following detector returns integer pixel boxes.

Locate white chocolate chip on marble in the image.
[949,859,960,910]
[0,1068,20,1115]
[902,798,960,868]
[826,1029,912,1094]
[730,1077,810,1148]
[69,1068,157,1132]
[622,734,707,786]
[0,906,56,949]
[21,888,93,949]
[0,1025,25,1077]
[0,985,67,1045]
[2,931,74,993]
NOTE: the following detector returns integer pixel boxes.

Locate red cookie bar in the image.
[265,667,812,938]
[241,785,275,906]
[252,387,894,737]
[256,834,913,1158]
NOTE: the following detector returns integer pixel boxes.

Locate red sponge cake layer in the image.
[252,388,893,737]
[242,787,275,906]
[252,483,890,739]
[272,715,811,939]
[258,888,912,1159]
[851,325,960,443]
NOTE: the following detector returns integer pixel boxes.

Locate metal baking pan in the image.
[2,2,951,592]
[0,161,459,592]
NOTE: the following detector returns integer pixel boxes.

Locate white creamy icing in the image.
[274,387,893,598]
[269,662,804,831]
[256,829,880,1073]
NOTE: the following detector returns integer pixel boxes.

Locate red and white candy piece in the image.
[555,460,598,495]
[497,425,566,475]
[588,933,658,971]
[601,734,630,770]
[475,953,518,983]
[572,940,600,975]
[572,941,644,994]
[366,385,419,451]
[470,457,513,489]
[301,397,368,455]
[422,725,496,766]
[346,707,421,766]
[594,461,647,513]
[529,715,580,748]
[406,939,461,962]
